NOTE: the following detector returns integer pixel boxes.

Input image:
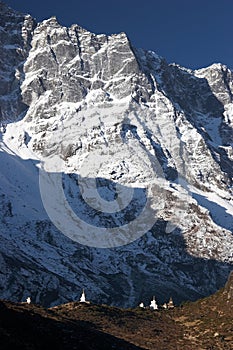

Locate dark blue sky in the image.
[5,0,233,70]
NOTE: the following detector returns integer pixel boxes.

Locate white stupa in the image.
[139,302,145,308]
[26,297,31,304]
[167,297,174,309]
[80,289,86,302]
[150,296,158,310]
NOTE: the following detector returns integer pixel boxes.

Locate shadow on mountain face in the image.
[46,169,233,306]
[0,146,232,308]
[191,191,233,232]
[0,301,146,350]
[160,63,233,184]
[0,132,232,306]
[109,219,232,307]
[63,173,147,228]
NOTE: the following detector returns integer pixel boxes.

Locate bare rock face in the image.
[21,17,144,112]
[0,1,36,121]
[0,2,232,307]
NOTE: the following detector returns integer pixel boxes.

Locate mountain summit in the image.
[0,1,232,307]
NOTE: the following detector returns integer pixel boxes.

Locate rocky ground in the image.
[0,272,232,350]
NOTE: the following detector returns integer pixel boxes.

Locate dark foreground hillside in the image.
[0,272,232,350]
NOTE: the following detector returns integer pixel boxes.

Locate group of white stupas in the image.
[79,290,175,310]
[139,296,175,310]
[25,290,175,310]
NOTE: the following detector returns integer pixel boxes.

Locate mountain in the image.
[0,1,232,307]
[0,272,232,349]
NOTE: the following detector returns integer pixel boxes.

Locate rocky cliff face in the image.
[0,2,35,121]
[0,1,232,307]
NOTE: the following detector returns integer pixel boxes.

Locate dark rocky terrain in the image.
[0,272,232,350]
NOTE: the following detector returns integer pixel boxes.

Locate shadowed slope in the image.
[0,272,232,349]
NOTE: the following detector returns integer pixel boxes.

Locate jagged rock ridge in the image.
[0,1,232,307]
